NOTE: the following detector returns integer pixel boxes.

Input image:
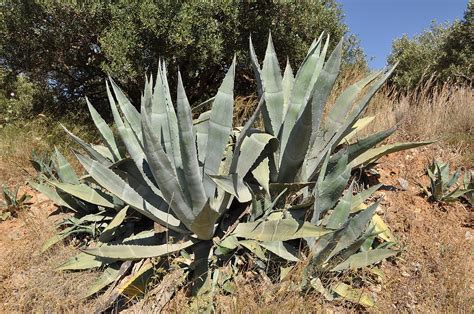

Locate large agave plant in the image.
[32,33,427,308]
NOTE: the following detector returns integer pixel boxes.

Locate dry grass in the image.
[0,187,101,313]
[364,81,473,165]
[0,115,97,186]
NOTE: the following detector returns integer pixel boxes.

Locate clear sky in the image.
[338,0,468,69]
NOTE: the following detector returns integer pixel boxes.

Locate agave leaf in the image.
[309,37,343,148]
[176,72,207,211]
[331,249,397,272]
[236,132,275,178]
[53,148,80,184]
[215,235,239,255]
[350,184,382,212]
[282,58,294,116]
[328,201,380,259]
[41,226,74,252]
[307,66,397,181]
[109,77,142,140]
[311,155,351,224]
[340,116,375,143]
[306,228,345,270]
[326,228,378,267]
[189,201,219,240]
[116,260,154,297]
[252,158,270,196]
[29,181,73,210]
[75,154,185,232]
[151,63,174,159]
[239,240,267,260]
[208,174,251,203]
[92,144,115,161]
[332,282,375,307]
[57,252,115,271]
[324,71,380,135]
[278,97,313,183]
[99,206,129,243]
[233,219,330,242]
[280,34,326,153]
[372,214,397,242]
[446,167,462,189]
[142,106,197,231]
[109,94,161,196]
[84,240,195,260]
[249,35,263,97]
[107,82,143,161]
[331,127,396,169]
[203,57,236,198]
[49,181,115,208]
[305,32,325,57]
[260,241,300,262]
[351,141,433,168]
[443,187,472,201]
[195,110,211,164]
[86,98,121,161]
[260,33,284,136]
[161,64,183,177]
[61,124,112,166]
[85,264,121,298]
[326,183,353,229]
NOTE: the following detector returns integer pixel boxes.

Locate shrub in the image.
[387,2,473,90]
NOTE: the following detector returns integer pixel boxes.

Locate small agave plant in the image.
[421,160,473,203]
[32,33,427,308]
[463,171,474,206]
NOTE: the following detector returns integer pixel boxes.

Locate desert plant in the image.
[1,184,31,221]
[32,33,425,308]
[463,171,474,206]
[422,160,472,202]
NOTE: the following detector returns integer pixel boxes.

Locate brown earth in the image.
[0,145,472,313]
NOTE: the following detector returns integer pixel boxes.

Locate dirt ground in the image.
[0,145,472,313]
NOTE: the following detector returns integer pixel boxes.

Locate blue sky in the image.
[338,0,468,69]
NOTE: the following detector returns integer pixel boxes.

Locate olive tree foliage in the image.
[388,2,473,90]
[1,0,365,118]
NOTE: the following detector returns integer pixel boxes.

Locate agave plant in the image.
[421,160,472,202]
[463,171,474,206]
[32,33,424,308]
[1,184,32,221]
[247,33,429,192]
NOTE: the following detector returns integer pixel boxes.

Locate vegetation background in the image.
[0,1,472,312]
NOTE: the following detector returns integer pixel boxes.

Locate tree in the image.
[387,2,473,90]
[1,1,365,118]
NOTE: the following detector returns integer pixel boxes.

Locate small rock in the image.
[465,231,473,241]
[414,208,421,213]
[401,271,411,278]
[398,178,409,191]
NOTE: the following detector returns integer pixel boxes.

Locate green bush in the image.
[1,1,365,117]
[388,2,473,90]
[0,69,37,124]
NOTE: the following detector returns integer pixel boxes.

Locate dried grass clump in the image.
[0,190,101,312]
[365,79,473,164]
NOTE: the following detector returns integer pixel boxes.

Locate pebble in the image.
[398,178,409,191]
[401,271,411,278]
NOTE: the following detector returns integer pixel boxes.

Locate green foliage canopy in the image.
[388,2,473,89]
[1,1,365,117]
